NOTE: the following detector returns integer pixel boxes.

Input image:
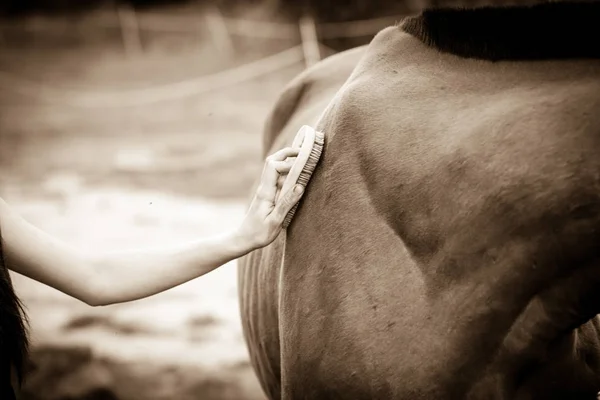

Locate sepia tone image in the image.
[1,0,600,399]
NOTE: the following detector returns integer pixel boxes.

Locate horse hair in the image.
[0,224,30,388]
[401,1,600,61]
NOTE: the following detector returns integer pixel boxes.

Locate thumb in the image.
[275,184,305,219]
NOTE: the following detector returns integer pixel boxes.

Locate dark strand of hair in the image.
[0,224,30,387]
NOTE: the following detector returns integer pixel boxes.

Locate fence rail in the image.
[0,45,305,108]
[0,9,402,107]
[0,9,401,40]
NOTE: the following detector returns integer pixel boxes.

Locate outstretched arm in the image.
[1,147,305,306]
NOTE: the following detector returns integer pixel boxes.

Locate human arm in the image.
[1,147,305,306]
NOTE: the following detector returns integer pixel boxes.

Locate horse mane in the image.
[401,1,600,61]
[0,224,30,386]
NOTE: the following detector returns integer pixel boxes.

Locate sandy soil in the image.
[0,15,304,399]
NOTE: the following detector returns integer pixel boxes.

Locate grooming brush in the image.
[279,125,324,229]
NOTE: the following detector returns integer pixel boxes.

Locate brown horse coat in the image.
[239,2,600,399]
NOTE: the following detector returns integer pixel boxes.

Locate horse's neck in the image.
[401,2,600,61]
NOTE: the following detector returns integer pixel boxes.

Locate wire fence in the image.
[0,8,401,39]
[0,7,402,108]
[0,45,305,108]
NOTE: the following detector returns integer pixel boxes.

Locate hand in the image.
[237,147,306,250]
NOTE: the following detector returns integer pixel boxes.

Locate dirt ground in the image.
[0,11,305,400]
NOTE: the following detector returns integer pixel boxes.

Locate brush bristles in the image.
[282,131,324,229]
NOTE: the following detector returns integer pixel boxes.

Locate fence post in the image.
[299,15,320,68]
[117,3,143,56]
[319,43,337,58]
[204,5,234,59]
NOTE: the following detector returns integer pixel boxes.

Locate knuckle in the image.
[285,192,296,203]
[271,205,283,216]
[279,202,291,215]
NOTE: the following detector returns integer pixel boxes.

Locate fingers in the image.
[276,162,293,175]
[256,159,295,202]
[254,146,300,205]
[273,184,305,221]
[276,173,286,188]
[266,147,300,163]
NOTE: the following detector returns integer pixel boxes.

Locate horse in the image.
[238,1,600,399]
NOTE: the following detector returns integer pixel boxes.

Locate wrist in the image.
[230,227,260,254]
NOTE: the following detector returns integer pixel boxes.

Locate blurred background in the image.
[0,1,410,399]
